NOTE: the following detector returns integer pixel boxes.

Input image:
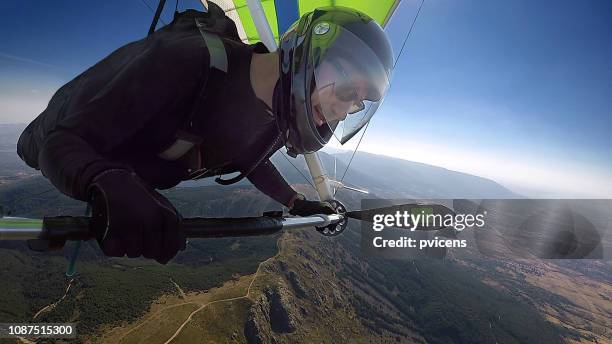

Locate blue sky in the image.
[0,0,610,197]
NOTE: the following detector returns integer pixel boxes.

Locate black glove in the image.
[289,195,337,217]
[88,169,185,264]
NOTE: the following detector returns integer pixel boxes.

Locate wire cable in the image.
[280,151,317,190]
[393,0,425,69]
[334,121,370,196]
[335,0,425,196]
[141,0,167,26]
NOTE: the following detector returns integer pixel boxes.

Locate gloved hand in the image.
[289,195,337,217]
[88,169,185,264]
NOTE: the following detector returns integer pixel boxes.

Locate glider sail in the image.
[207,0,401,46]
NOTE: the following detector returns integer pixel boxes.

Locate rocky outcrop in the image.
[278,260,308,299]
[244,284,298,344]
[243,229,424,343]
[266,286,297,333]
[244,294,274,344]
[286,270,307,299]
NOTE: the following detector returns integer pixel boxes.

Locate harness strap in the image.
[195,18,228,73]
[158,130,203,161]
[147,0,167,36]
[215,132,283,185]
[159,19,282,186]
[158,19,229,161]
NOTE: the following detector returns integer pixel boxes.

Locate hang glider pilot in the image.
[16,5,394,264]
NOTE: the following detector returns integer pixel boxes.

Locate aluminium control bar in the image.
[0,214,344,242]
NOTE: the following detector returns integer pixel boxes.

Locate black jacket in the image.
[17,23,297,206]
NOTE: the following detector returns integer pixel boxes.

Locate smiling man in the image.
[16,5,394,264]
[286,12,393,149]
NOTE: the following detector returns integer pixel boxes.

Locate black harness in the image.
[157,15,284,186]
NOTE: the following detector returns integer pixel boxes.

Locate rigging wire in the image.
[141,0,167,27]
[334,121,370,196]
[334,0,426,196]
[393,0,425,69]
[280,151,317,190]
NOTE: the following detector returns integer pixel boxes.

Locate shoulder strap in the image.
[195,18,228,73]
[158,20,229,161]
[181,22,283,186]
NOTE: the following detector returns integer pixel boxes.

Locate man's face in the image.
[310,58,370,127]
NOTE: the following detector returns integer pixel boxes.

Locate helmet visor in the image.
[310,24,391,144]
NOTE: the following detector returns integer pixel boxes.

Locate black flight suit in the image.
[17,23,298,207]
